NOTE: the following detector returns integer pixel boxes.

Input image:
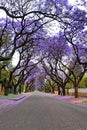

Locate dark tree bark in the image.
[4,86,8,96]
[62,86,66,96]
[13,85,17,94]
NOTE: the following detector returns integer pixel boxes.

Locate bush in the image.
[65,82,73,89]
[79,75,87,88]
[45,85,51,93]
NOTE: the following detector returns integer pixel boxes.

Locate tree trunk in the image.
[4,86,8,96]
[62,87,66,96]
[74,86,78,98]
[19,86,22,94]
[58,86,60,95]
[13,86,17,94]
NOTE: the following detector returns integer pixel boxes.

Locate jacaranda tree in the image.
[0,0,87,98]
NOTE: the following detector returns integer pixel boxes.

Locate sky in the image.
[12,51,20,66]
[68,0,76,5]
[0,10,6,18]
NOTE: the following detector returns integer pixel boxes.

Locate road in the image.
[0,91,87,130]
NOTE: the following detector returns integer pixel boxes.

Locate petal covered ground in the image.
[0,92,87,113]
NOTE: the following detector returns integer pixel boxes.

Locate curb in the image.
[8,95,26,101]
[0,94,31,101]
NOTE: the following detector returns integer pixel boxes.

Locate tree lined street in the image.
[0,0,87,129]
[0,91,87,130]
[0,0,87,97]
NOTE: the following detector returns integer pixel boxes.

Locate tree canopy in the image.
[0,0,87,97]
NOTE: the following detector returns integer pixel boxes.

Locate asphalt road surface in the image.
[0,91,87,130]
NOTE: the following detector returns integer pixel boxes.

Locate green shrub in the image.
[65,81,73,89]
[79,75,87,88]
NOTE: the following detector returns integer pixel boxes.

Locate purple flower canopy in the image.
[0,0,87,91]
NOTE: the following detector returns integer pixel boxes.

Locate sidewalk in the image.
[44,92,87,108]
[54,95,87,108]
[0,93,32,113]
